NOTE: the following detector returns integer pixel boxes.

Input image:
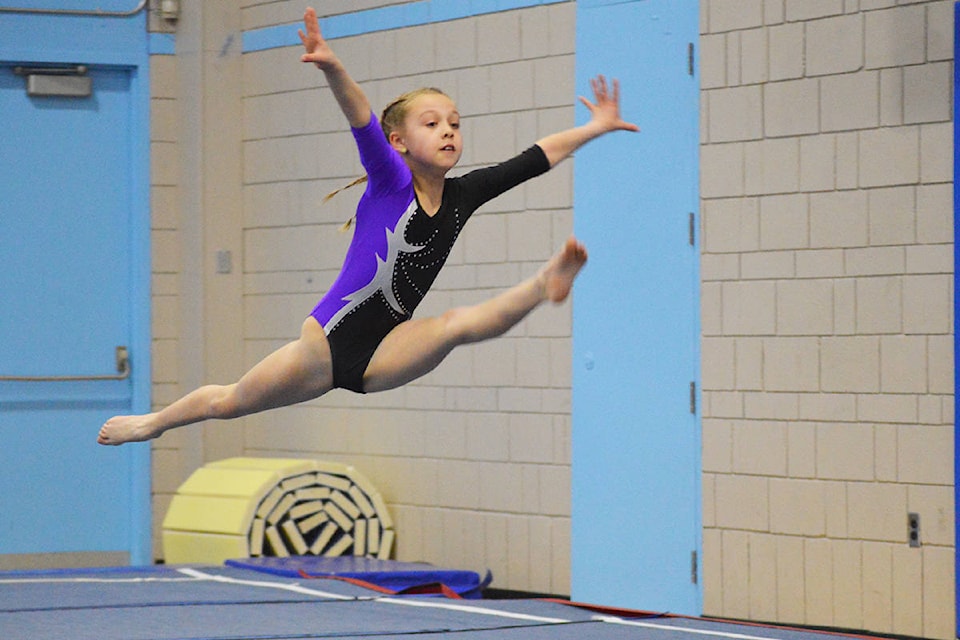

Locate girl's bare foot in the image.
[540,236,588,303]
[97,414,162,446]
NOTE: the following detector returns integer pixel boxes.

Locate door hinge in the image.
[688,42,695,76]
[691,550,698,584]
[689,381,697,414]
[688,212,695,246]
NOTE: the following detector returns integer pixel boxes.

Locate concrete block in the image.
[832,539,863,631]
[714,473,769,531]
[732,421,787,475]
[763,336,821,391]
[748,533,777,621]
[821,336,880,392]
[880,336,929,393]
[708,0,764,32]
[725,31,741,91]
[702,196,760,253]
[806,14,863,76]
[759,194,808,250]
[702,420,733,473]
[786,421,817,478]
[927,335,954,395]
[816,423,875,480]
[743,391,799,420]
[744,250,795,279]
[857,394,918,425]
[892,546,923,637]
[745,138,800,195]
[798,393,856,421]
[764,79,819,137]
[477,11,520,65]
[785,0,844,21]
[489,61,535,113]
[770,479,825,535]
[847,481,907,541]
[796,248,844,278]
[844,246,905,276]
[700,34,727,89]
[545,2,575,56]
[904,62,951,124]
[865,5,926,69]
[722,280,776,334]
[907,484,954,546]
[708,86,763,142]
[868,186,916,246]
[768,22,803,80]
[434,17,476,71]
[879,68,903,126]
[860,127,920,187]
[903,274,951,333]
[856,276,902,333]
[799,135,836,192]
[740,27,767,85]
[820,71,879,132]
[835,132,859,189]
[533,56,574,109]
[898,424,953,485]
[922,545,956,639]
[150,55,178,98]
[735,337,763,390]
[775,536,806,624]
[701,143,745,198]
[920,122,954,183]
[862,541,894,633]
[702,337,736,390]
[926,1,955,62]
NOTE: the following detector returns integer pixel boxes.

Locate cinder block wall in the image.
[149,0,956,633]
[180,0,575,594]
[700,1,954,637]
[149,50,186,553]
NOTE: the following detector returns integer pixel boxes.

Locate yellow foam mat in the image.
[162,530,250,565]
[163,457,394,564]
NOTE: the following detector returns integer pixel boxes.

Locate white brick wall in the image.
[701,0,954,637]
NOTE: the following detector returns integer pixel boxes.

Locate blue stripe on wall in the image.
[242,0,568,53]
[149,32,175,55]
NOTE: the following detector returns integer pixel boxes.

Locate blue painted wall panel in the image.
[572,0,701,614]
[0,6,151,565]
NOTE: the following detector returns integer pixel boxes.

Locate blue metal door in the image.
[0,64,149,565]
[572,0,701,614]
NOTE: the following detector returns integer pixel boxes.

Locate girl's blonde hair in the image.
[326,87,450,231]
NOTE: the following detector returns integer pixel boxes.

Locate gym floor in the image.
[0,563,894,640]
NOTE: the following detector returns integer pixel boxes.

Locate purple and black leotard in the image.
[309,113,549,393]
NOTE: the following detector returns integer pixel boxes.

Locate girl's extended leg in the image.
[362,237,587,393]
[97,318,335,445]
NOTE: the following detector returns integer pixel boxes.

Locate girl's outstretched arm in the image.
[299,6,371,128]
[536,75,639,168]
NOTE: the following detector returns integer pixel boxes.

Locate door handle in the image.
[0,346,130,382]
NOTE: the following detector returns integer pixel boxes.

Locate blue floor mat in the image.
[226,555,492,598]
[0,564,897,640]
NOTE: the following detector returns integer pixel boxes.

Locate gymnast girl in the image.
[97,6,638,445]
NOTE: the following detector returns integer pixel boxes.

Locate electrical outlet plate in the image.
[907,512,921,548]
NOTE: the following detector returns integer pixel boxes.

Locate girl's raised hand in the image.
[579,75,640,134]
[299,7,337,69]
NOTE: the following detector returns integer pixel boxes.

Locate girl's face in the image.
[390,93,463,176]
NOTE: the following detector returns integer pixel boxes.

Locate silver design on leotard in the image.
[323,200,424,333]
